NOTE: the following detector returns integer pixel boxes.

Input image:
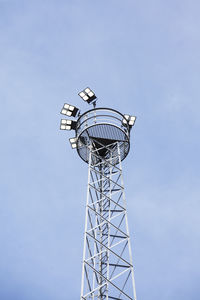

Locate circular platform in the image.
[75,108,130,165]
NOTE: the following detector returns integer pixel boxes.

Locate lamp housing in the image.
[60,119,77,130]
[122,115,136,128]
[78,87,97,104]
[61,103,79,117]
[69,137,77,149]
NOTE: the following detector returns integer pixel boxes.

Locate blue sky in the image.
[0,0,200,299]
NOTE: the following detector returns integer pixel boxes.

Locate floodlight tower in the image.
[60,88,137,300]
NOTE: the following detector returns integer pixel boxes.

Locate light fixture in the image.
[60,119,77,130]
[69,137,77,149]
[122,115,136,127]
[60,103,79,117]
[129,116,136,126]
[78,87,97,104]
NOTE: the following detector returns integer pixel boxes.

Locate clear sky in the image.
[0,0,200,299]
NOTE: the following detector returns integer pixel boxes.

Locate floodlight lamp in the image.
[122,114,136,129]
[78,87,97,104]
[60,119,77,130]
[69,137,77,149]
[60,103,79,117]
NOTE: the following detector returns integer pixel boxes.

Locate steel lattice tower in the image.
[60,88,137,300]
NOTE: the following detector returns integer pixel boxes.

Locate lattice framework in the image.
[81,142,137,300]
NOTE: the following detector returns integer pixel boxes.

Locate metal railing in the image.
[76,108,130,138]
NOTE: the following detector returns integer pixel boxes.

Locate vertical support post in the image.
[80,149,92,299]
[117,143,137,300]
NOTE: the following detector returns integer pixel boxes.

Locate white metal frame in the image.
[80,142,137,300]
